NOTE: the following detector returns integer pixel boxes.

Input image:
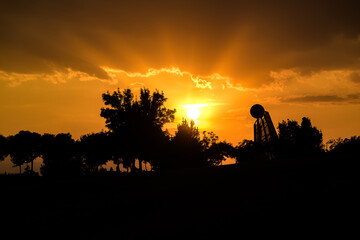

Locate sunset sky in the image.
[1,0,360,146]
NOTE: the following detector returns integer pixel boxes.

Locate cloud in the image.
[1,0,360,88]
[349,72,360,83]
[0,65,232,95]
[103,67,214,89]
[129,82,146,89]
[283,94,360,104]
[285,95,345,103]
[269,68,360,92]
[0,68,113,87]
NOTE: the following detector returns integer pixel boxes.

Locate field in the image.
[0,156,357,237]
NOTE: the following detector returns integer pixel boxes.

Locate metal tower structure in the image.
[250,104,278,142]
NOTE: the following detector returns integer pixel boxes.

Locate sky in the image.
[1,0,360,148]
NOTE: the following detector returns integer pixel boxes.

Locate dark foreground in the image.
[0,156,358,237]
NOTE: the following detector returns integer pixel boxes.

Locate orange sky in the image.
[1,0,360,146]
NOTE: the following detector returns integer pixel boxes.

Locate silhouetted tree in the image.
[235,139,268,163]
[299,117,323,154]
[7,131,42,174]
[277,117,323,158]
[158,121,235,170]
[327,136,360,157]
[166,120,207,170]
[100,88,175,172]
[40,133,83,177]
[0,134,7,162]
[79,131,112,174]
[201,131,235,166]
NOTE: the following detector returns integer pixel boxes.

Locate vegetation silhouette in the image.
[0,134,6,162]
[0,88,358,175]
[7,131,41,175]
[40,133,83,177]
[201,131,235,166]
[167,119,206,170]
[79,131,112,174]
[100,88,176,172]
[277,117,323,158]
[327,136,360,157]
[235,139,268,163]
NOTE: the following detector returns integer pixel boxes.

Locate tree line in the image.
[0,88,358,176]
[0,88,233,176]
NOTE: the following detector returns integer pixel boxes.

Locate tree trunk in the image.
[130,160,135,172]
[138,159,143,172]
[31,160,34,171]
[116,163,120,173]
[19,165,22,175]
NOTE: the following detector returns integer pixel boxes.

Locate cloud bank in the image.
[1,0,360,87]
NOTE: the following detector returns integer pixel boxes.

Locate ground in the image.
[0,156,357,238]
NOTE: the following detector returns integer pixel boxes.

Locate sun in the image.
[183,103,208,122]
[187,107,201,120]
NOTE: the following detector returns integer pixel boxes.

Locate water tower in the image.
[250,104,278,142]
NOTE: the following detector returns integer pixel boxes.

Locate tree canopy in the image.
[101,88,176,132]
[40,133,83,177]
[327,136,360,157]
[7,131,42,174]
[0,134,7,162]
[79,131,112,173]
[100,88,176,172]
[277,117,323,158]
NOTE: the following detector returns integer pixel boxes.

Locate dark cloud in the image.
[349,72,360,83]
[284,94,360,103]
[1,0,360,85]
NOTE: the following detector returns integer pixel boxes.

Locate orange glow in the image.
[187,108,200,120]
[1,66,360,147]
[182,104,209,125]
